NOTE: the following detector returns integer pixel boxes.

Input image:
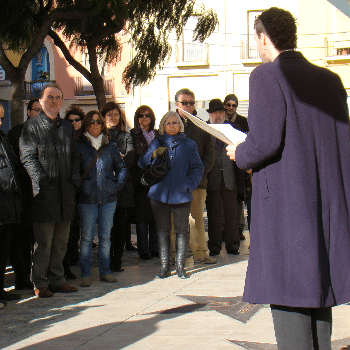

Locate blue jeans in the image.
[78,201,116,277]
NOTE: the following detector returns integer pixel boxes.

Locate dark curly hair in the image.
[100,101,126,131]
[64,105,85,121]
[255,7,297,51]
[133,105,156,130]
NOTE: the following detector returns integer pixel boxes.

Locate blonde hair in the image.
[158,111,184,135]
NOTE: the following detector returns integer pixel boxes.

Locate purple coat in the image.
[236,51,350,308]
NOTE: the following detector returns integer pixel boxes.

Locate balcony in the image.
[175,42,209,67]
[324,36,350,64]
[24,75,55,100]
[74,77,114,97]
[240,40,261,66]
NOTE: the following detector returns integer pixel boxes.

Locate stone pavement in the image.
[2,229,350,350]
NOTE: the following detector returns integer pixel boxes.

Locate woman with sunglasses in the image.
[77,111,127,287]
[130,106,159,260]
[62,105,86,280]
[139,111,204,279]
[101,102,136,272]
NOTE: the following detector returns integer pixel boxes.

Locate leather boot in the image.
[156,235,171,279]
[175,233,189,278]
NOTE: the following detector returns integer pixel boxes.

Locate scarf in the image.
[140,125,156,146]
[85,131,103,150]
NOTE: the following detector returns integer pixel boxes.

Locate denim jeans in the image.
[78,201,117,278]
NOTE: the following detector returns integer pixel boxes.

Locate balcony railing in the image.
[240,40,260,60]
[74,77,114,96]
[175,42,209,65]
[24,79,55,100]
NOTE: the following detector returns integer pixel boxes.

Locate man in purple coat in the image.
[227,7,350,349]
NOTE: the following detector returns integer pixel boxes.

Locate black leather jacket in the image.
[0,131,22,224]
[20,111,80,222]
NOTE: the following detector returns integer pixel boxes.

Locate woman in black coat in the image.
[101,102,135,271]
[130,105,159,260]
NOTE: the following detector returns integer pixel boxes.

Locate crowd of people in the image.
[0,83,249,306]
[1,6,350,349]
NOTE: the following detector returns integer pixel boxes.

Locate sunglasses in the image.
[139,113,151,118]
[226,103,237,108]
[179,101,195,106]
[68,118,81,123]
[90,119,103,125]
[0,117,5,121]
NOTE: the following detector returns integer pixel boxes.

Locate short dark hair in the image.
[133,105,156,130]
[175,88,195,102]
[82,110,108,137]
[255,7,297,51]
[40,82,63,98]
[64,105,85,121]
[100,101,126,131]
[27,98,40,111]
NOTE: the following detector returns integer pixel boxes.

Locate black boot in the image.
[156,235,171,279]
[176,233,189,279]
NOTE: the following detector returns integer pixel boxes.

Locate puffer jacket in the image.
[138,133,204,204]
[0,131,21,225]
[20,111,80,222]
[78,134,127,205]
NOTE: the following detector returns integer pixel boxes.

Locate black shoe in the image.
[64,267,77,280]
[125,242,138,251]
[111,263,124,272]
[0,291,21,301]
[15,279,34,290]
[150,252,160,258]
[209,250,220,256]
[139,253,151,260]
[227,249,240,255]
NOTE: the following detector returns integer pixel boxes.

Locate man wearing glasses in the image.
[224,94,249,133]
[175,88,216,264]
[20,83,81,298]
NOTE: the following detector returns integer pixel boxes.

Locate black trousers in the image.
[0,224,13,292]
[110,207,127,267]
[271,305,332,350]
[206,176,239,252]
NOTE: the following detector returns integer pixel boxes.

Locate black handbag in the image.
[141,146,168,187]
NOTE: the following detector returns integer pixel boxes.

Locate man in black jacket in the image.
[0,103,22,306]
[175,88,216,264]
[20,83,81,298]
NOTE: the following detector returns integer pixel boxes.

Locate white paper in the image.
[177,107,247,145]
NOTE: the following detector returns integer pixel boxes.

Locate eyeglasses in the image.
[47,95,62,102]
[68,118,81,123]
[226,103,237,108]
[0,117,5,121]
[139,113,151,118]
[178,101,195,106]
[164,122,179,127]
[90,119,103,125]
[31,108,41,113]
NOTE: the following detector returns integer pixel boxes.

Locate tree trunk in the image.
[87,43,106,111]
[10,69,26,127]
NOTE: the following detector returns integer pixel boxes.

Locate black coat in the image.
[108,127,135,208]
[0,131,21,225]
[20,112,81,222]
[179,114,215,189]
[130,127,159,223]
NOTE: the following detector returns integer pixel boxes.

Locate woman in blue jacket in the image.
[139,111,204,279]
[77,111,127,287]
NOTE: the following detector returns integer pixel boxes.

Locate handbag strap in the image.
[81,144,107,181]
